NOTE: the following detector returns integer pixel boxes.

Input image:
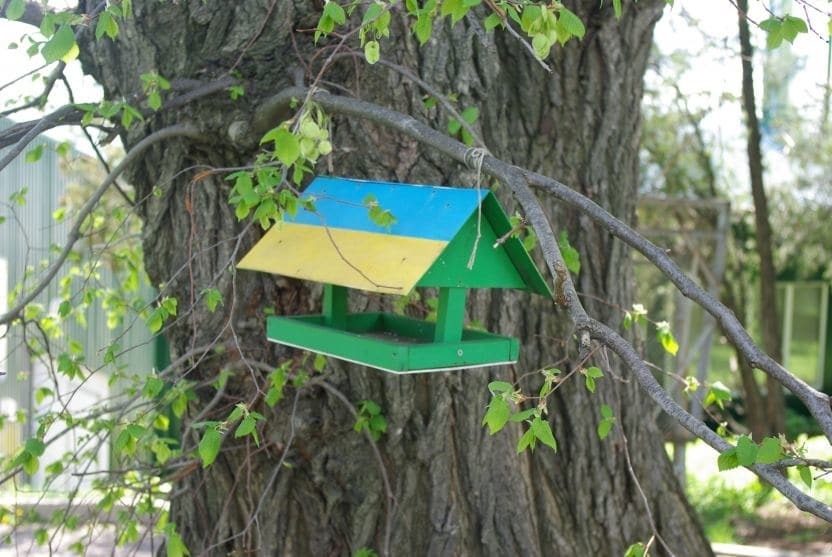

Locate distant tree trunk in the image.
[737,0,787,438]
[79,1,710,555]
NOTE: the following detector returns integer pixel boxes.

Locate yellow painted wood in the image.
[237,222,448,294]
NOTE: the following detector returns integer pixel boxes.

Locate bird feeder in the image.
[237,176,552,373]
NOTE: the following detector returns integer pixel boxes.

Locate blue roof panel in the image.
[291,176,486,241]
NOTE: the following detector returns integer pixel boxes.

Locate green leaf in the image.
[717,448,739,471]
[360,400,381,415]
[34,527,48,545]
[165,528,190,557]
[585,375,596,393]
[704,381,732,410]
[323,1,346,25]
[586,366,604,379]
[5,0,25,21]
[558,231,580,274]
[414,14,433,45]
[203,288,223,313]
[781,15,808,43]
[161,296,178,316]
[21,452,39,475]
[736,435,757,466]
[557,8,585,40]
[147,308,164,333]
[756,436,783,464]
[34,387,53,405]
[235,415,257,439]
[600,404,613,419]
[198,428,222,468]
[25,144,44,163]
[484,13,502,31]
[655,321,679,356]
[460,105,479,124]
[798,464,813,489]
[531,34,550,60]
[143,375,165,399]
[624,542,645,557]
[531,417,557,451]
[96,10,119,40]
[364,40,380,64]
[760,18,784,49]
[482,396,510,434]
[584,367,602,393]
[25,438,45,457]
[265,367,287,407]
[488,380,513,393]
[171,392,189,418]
[516,426,535,453]
[262,128,300,167]
[42,24,78,63]
[363,2,383,24]
[147,90,162,111]
[510,408,536,422]
[58,300,72,318]
[597,419,613,440]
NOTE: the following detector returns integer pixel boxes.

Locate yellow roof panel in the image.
[237,222,448,294]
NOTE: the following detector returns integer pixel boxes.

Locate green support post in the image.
[434,287,466,342]
[323,284,347,329]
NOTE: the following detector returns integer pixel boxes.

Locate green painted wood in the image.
[416,192,551,296]
[481,193,552,296]
[418,212,528,290]
[266,313,518,373]
[434,287,466,342]
[323,284,347,328]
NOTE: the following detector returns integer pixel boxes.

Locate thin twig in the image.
[0,124,204,326]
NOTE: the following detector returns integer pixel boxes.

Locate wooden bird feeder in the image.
[237,176,551,373]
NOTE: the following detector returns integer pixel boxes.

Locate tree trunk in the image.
[737,0,787,438]
[78,1,711,555]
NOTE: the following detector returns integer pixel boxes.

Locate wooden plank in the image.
[434,287,466,342]
[238,222,447,294]
[322,284,347,328]
[266,313,518,373]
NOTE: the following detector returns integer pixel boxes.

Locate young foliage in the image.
[557,230,580,274]
[354,400,388,441]
[582,366,604,394]
[654,320,679,356]
[760,15,808,48]
[597,404,616,440]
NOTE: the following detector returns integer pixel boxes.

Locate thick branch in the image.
[591,318,832,523]
[0,124,204,327]
[524,169,832,442]
[0,77,237,163]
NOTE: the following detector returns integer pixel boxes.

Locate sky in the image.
[0,1,829,165]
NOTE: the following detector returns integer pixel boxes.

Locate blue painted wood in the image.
[289,176,487,240]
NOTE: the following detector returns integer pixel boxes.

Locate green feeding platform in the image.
[238,176,552,373]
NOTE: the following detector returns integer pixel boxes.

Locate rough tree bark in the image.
[77,1,710,555]
[737,0,787,438]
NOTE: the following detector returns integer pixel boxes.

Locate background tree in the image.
[737,0,787,438]
[1,1,831,556]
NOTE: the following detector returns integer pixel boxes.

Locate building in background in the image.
[0,117,156,490]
